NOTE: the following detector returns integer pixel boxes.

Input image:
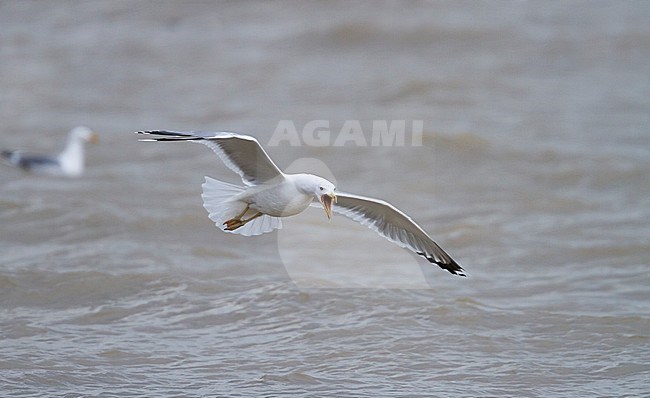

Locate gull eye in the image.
[319,187,324,191]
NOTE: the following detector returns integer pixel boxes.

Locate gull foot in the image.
[223,218,245,231]
[223,212,264,231]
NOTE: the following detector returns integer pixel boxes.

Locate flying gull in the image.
[1,126,99,177]
[137,130,465,276]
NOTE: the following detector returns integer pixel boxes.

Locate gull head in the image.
[317,180,337,220]
[297,174,336,220]
[293,174,337,219]
[70,126,99,144]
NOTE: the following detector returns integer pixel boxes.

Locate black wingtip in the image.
[416,252,466,277]
[135,130,195,137]
[135,130,169,136]
[135,131,203,142]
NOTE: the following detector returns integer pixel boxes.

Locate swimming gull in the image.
[137,130,465,276]
[1,126,99,177]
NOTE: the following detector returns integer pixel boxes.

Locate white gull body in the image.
[1,126,98,177]
[137,130,465,276]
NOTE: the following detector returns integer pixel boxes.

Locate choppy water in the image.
[1,1,649,396]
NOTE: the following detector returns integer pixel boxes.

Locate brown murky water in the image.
[1,1,648,396]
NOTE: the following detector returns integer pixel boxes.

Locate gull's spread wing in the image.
[334,193,465,276]
[137,131,283,185]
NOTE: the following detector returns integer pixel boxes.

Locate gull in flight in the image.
[1,126,99,177]
[137,130,465,276]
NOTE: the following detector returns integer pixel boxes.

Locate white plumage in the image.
[138,130,465,276]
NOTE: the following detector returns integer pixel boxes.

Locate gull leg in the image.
[235,204,250,220]
[223,204,249,230]
[223,211,263,231]
[242,212,263,224]
[223,204,264,231]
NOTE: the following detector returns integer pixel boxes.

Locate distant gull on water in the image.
[137,130,465,276]
[1,126,99,177]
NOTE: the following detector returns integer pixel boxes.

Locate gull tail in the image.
[201,176,282,237]
[1,150,21,167]
[0,150,35,172]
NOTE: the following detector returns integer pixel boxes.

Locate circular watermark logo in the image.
[276,157,431,289]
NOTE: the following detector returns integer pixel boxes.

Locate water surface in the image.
[1,1,648,396]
